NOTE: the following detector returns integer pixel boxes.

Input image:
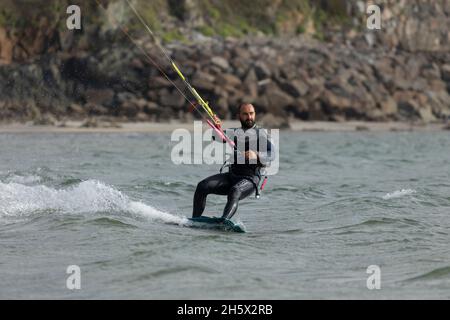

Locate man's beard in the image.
[240,118,255,129]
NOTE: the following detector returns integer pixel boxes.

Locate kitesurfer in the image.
[192,103,276,220]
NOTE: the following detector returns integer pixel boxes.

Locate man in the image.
[192,103,276,220]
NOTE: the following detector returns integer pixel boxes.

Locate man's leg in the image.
[192,173,231,218]
[222,178,255,220]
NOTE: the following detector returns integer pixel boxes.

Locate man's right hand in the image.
[212,114,221,128]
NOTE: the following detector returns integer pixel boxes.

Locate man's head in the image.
[238,103,256,129]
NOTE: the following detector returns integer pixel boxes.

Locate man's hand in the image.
[212,114,221,128]
[245,150,258,160]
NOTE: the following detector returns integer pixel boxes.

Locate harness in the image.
[218,127,269,199]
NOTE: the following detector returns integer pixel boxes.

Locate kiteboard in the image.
[187,216,245,233]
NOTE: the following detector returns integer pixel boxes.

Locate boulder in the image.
[378,97,398,115]
[243,68,258,98]
[191,71,216,91]
[117,92,137,103]
[254,61,272,79]
[216,73,242,88]
[441,64,450,82]
[68,103,86,116]
[320,90,352,110]
[260,113,290,129]
[143,102,159,115]
[308,102,328,121]
[265,85,295,113]
[0,27,14,65]
[85,103,109,116]
[211,56,230,71]
[279,79,309,97]
[148,76,171,89]
[85,88,115,106]
[159,90,185,109]
[118,100,140,118]
[285,99,309,119]
[33,113,57,126]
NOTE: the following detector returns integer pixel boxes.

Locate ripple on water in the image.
[405,266,450,282]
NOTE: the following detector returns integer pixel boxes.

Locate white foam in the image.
[382,189,416,200]
[6,175,42,185]
[128,201,188,225]
[0,180,187,225]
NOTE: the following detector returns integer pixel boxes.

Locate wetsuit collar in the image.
[242,123,256,131]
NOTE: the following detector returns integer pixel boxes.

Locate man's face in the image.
[239,104,256,129]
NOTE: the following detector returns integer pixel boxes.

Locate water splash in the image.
[382,189,416,200]
[6,175,42,185]
[0,179,187,225]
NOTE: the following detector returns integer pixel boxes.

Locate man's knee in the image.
[228,185,242,200]
[196,179,210,194]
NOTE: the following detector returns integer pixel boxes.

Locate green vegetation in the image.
[0,0,353,43]
[162,29,187,43]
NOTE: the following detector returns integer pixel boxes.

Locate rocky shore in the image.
[1,35,449,128]
[0,1,450,128]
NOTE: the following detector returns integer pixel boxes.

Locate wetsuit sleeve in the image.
[257,129,276,166]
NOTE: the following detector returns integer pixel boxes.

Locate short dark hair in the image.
[238,103,254,113]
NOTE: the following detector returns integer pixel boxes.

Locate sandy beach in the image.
[0,120,448,133]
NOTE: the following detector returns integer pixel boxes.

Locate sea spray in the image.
[0,179,187,225]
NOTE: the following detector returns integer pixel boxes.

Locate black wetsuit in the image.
[192,125,275,220]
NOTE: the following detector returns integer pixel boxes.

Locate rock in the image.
[254,61,272,79]
[429,79,447,92]
[279,79,309,97]
[119,100,140,118]
[378,97,398,115]
[308,102,328,121]
[265,85,295,115]
[135,112,150,121]
[216,73,241,88]
[143,102,159,114]
[441,64,450,82]
[421,65,441,79]
[80,118,98,128]
[259,113,290,129]
[159,90,185,109]
[0,27,14,64]
[417,106,437,123]
[285,99,309,119]
[211,56,230,71]
[33,113,57,126]
[231,58,251,78]
[68,103,85,115]
[117,92,137,103]
[148,76,171,89]
[320,90,352,110]
[85,88,115,106]
[232,47,252,60]
[191,71,215,91]
[216,97,229,118]
[355,125,369,131]
[253,95,270,113]
[396,97,436,122]
[85,103,108,116]
[243,68,258,98]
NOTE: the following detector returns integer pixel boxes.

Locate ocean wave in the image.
[382,189,416,200]
[405,265,450,282]
[6,175,42,185]
[0,179,187,226]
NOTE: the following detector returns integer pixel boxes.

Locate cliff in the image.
[0,0,449,125]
